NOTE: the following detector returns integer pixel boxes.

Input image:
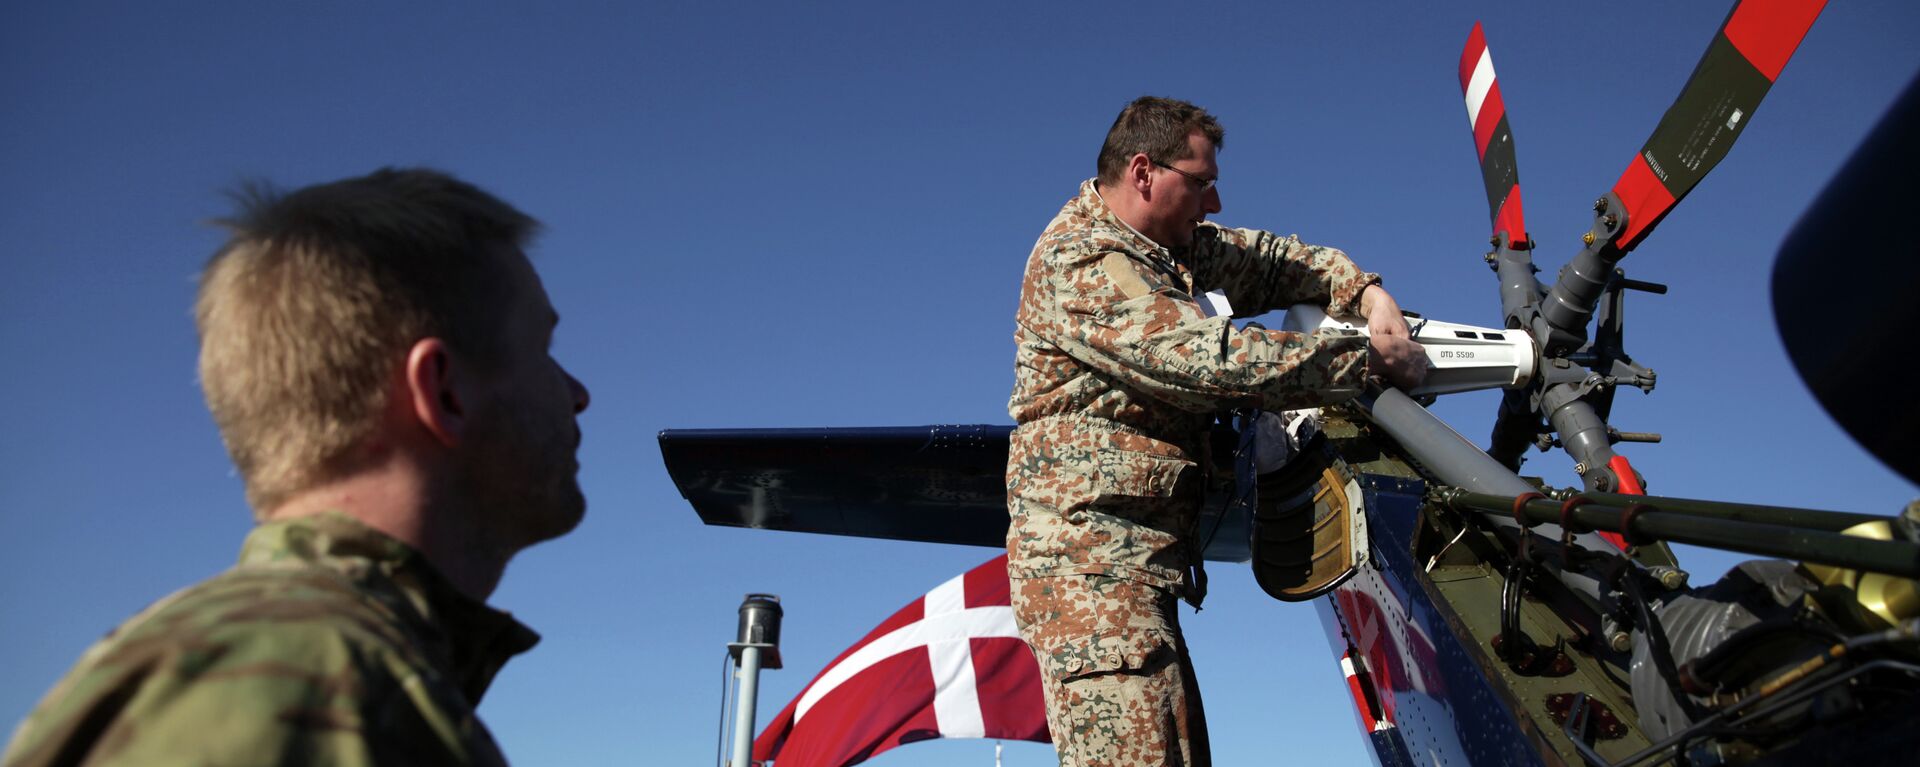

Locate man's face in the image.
[1146,131,1222,247]
[462,250,592,549]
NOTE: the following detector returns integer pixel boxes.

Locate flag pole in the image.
[727,594,783,767]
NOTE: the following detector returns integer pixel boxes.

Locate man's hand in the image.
[1358,284,1411,339]
[1359,284,1427,388]
[1368,334,1430,390]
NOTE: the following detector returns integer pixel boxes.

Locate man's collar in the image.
[239,509,417,569]
[1084,179,1169,256]
[239,510,541,702]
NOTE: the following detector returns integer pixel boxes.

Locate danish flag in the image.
[752,554,1050,766]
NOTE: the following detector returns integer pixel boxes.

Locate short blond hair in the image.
[196,168,538,514]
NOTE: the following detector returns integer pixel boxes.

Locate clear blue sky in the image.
[4,2,1916,765]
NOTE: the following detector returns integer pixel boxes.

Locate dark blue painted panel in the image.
[1317,470,1544,767]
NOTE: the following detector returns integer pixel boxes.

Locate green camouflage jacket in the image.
[3,511,539,767]
[1006,179,1379,590]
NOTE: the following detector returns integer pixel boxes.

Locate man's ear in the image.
[405,338,464,448]
[1128,152,1155,195]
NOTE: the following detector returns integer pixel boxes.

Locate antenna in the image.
[724,594,783,767]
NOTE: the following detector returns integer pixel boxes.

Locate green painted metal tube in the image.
[1440,489,1920,578]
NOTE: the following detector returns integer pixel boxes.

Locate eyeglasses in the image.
[1152,161,1217,192]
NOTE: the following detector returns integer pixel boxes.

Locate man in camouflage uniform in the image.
[3,169,591,767]
[1007,97,1428,765]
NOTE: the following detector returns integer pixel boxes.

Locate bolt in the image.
[1609,631,1633,653]
[1485,252,1498,265]
[1605,214,1619,228]
[1490,235,1501,247]
[1574,462,1589,475]
[1583,231,1596,245]
[1652,567,1690,590]
[1594,197,1609,212]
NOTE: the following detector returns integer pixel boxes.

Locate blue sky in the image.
[4,2,1916,765]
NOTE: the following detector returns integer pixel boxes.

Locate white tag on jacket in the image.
[1199,289,1234,319]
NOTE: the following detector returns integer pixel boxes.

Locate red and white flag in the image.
[752,554,1050,766]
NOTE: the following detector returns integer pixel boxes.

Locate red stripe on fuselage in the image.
[1724,0,1827,82]
[1340,651,1389,731]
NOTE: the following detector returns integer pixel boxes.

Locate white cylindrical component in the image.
[1280,305,1535,397]
[730,647,763,767]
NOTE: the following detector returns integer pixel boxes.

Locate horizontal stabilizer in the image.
[659,425,1251,562]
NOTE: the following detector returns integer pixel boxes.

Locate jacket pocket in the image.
[1091,448,1195,503]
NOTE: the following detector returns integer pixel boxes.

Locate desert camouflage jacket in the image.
[3,511,538,767]
[1006,179,1379,590]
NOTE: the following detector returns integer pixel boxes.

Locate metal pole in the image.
[1358,387,1621,553]
[1360,387,1537,496]
[1355,387,1626,612]
[1576,490,1885,532]
[730,646,763,767]
[1440,489,1920,578]
[725,594,782,767]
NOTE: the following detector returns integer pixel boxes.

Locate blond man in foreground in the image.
[4,168,590,766]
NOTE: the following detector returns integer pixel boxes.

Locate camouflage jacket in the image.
[3,511,539,767]
[1006,179,1379,590]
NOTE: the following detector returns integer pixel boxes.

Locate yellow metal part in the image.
[1801,521,1920,627]
[1252,454,1363,602]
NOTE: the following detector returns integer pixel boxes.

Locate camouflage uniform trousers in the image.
[1011,573,1210,766]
